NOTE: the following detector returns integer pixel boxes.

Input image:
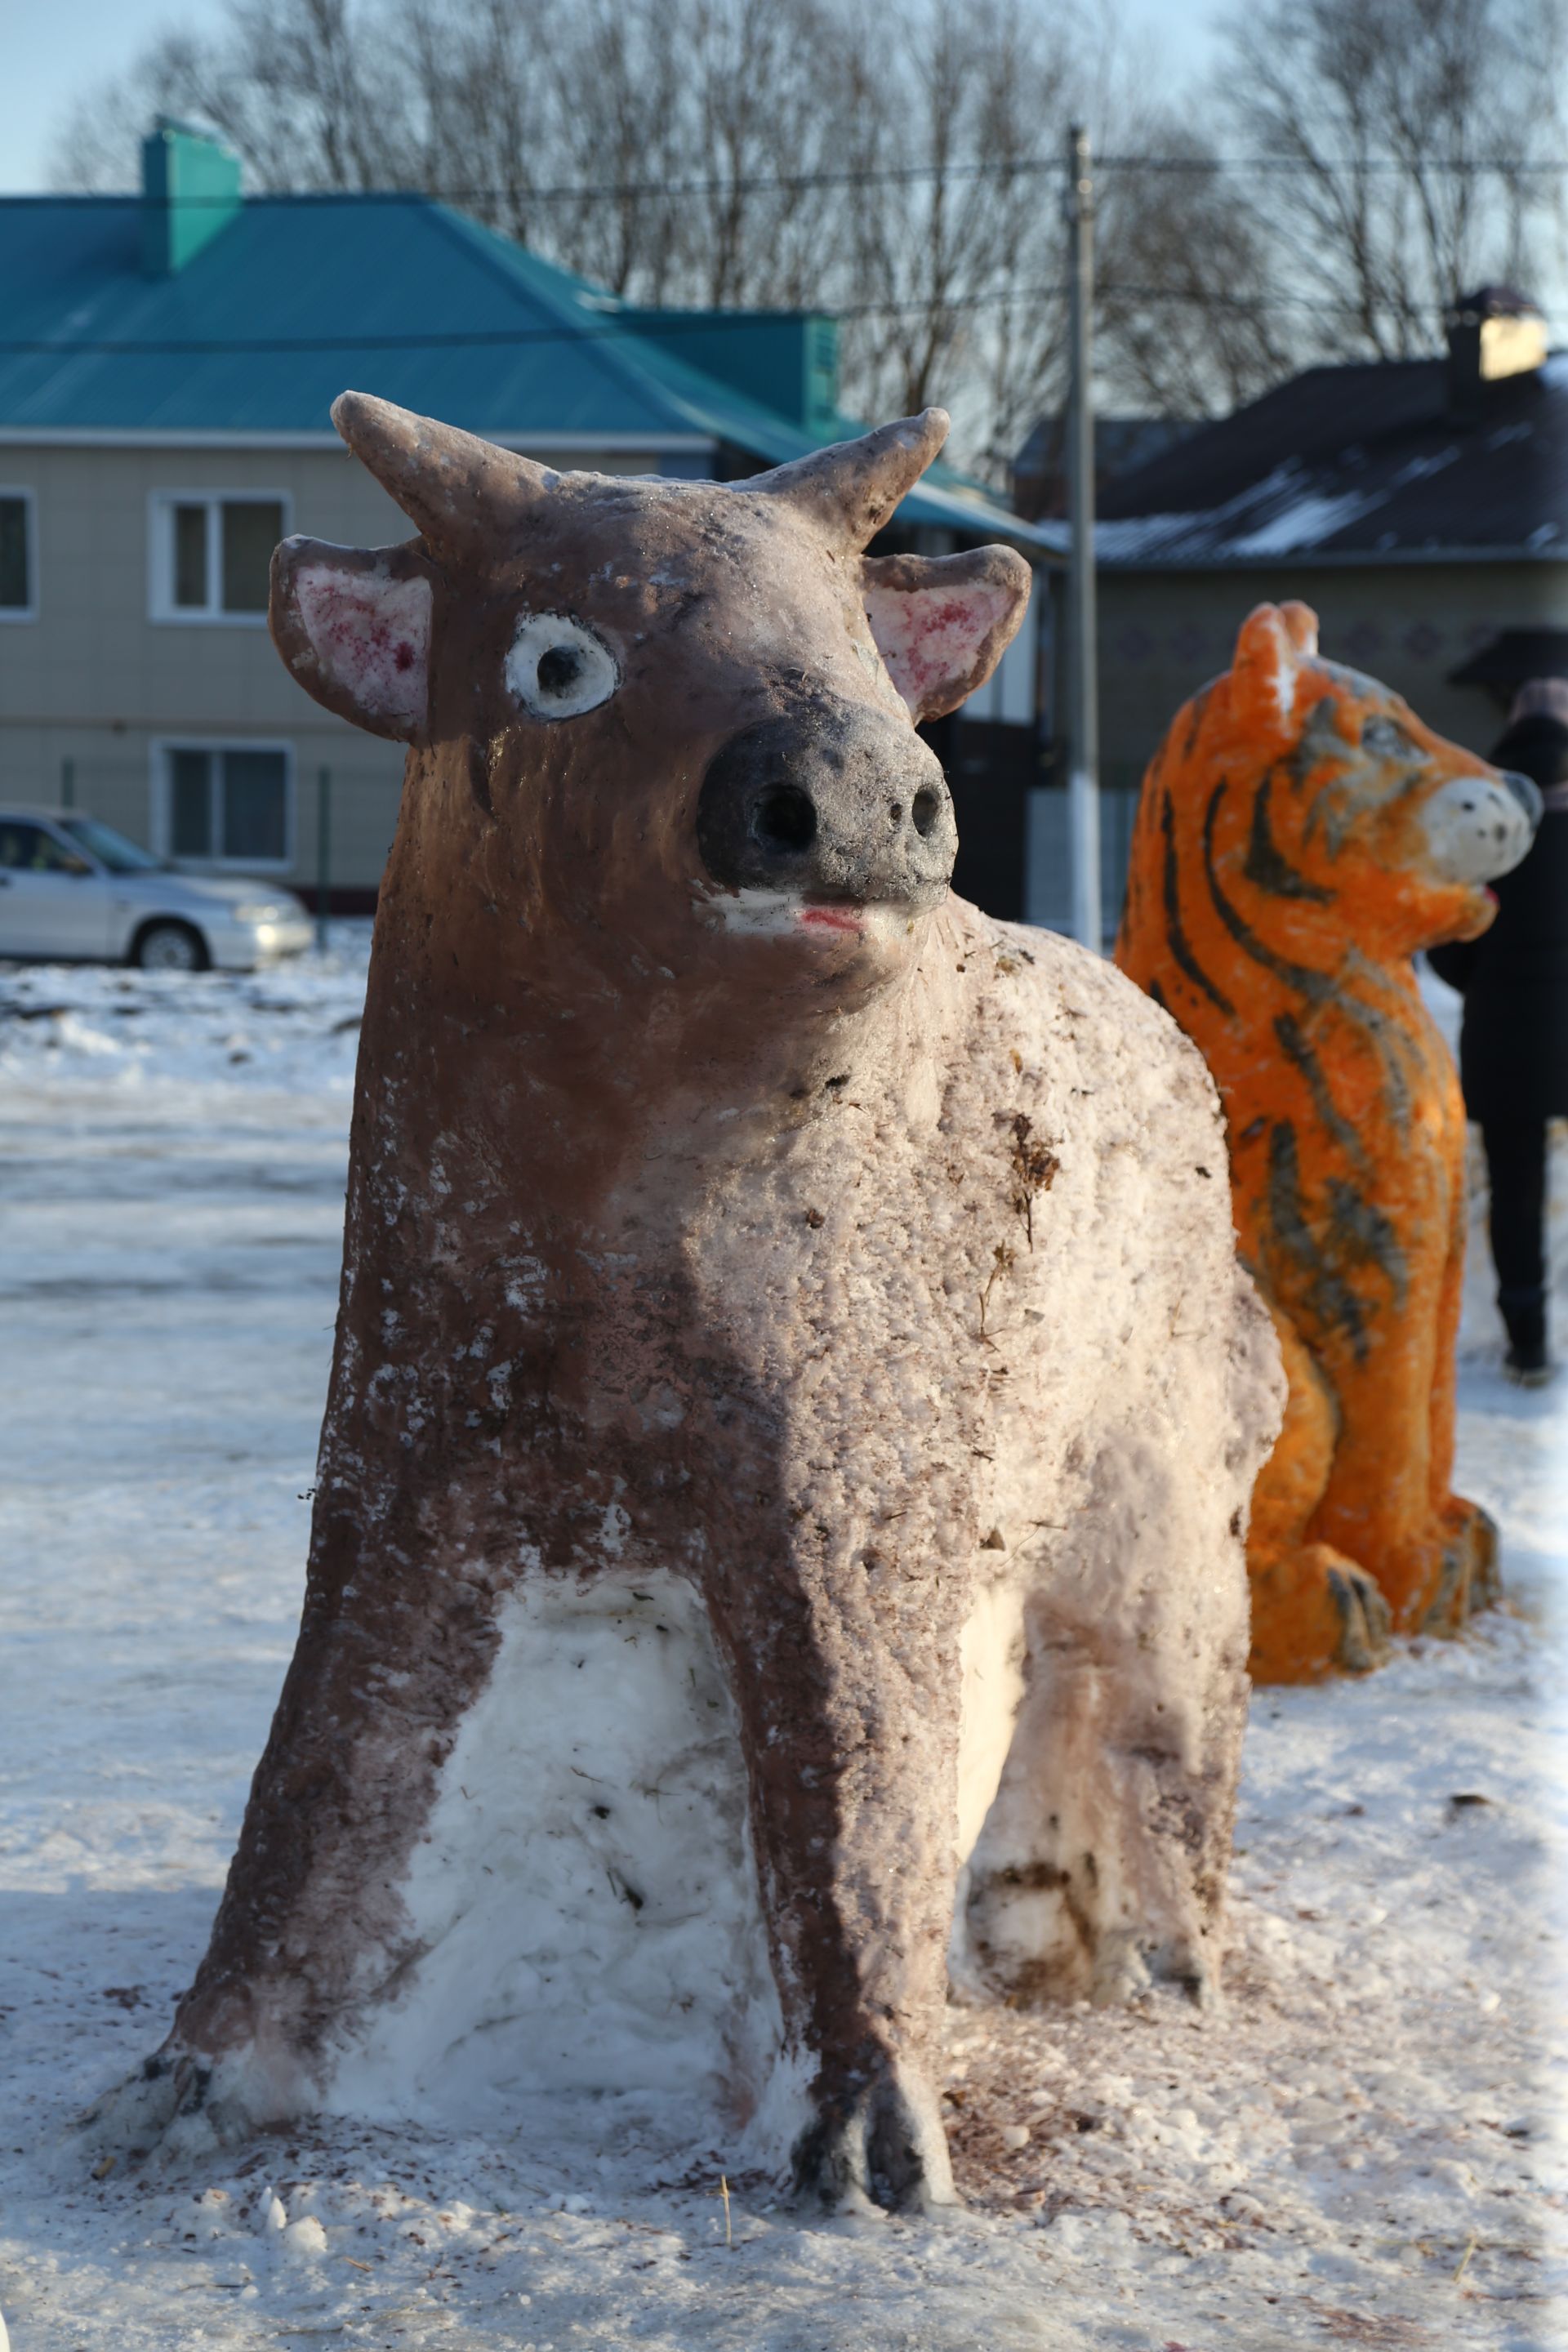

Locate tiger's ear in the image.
[862,546,1031,722]
[270,537,435,742]
[1230,601,1320,740]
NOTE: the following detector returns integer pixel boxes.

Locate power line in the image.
[31,147,1568,215]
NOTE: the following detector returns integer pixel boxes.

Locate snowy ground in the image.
[0,939,1564,2352]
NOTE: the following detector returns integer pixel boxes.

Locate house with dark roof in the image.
[0,122,1055,911]
[1080,289,1568,924]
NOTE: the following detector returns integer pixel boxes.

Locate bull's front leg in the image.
[83,1466,506,2154]
[707,1547,966,2215]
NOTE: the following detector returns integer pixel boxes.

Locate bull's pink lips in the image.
[796,903,865,936]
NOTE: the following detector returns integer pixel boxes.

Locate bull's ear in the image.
[1229,601,1320,740]
[270,537,435,742]
[862,546,1032,723]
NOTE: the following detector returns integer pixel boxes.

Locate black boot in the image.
[1499,1287,1551,1387]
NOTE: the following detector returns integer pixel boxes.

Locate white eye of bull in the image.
[505,612,619,719]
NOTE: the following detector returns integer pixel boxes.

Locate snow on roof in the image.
[1097,350,1568,565]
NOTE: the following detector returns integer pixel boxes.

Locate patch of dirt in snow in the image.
[0,947,1563,2350]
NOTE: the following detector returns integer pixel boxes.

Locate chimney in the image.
[141,118,242,278]
[1445,284,1548,424]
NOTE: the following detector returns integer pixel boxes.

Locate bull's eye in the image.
[506,612,619,719]
[537,644,583,696]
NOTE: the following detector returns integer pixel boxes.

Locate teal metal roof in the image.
[0,191,1054,550]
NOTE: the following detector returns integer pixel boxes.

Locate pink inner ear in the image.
[295,562,431,729]
[863,582,1017,719]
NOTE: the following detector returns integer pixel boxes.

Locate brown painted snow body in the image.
[105,399,1281,2214]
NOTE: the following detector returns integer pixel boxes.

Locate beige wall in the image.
[1096,562,1568,795]
[0,439,671,889]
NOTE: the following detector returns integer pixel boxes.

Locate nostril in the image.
[911,787,941,840]
[889,802,903,826]
[753,783,817,853]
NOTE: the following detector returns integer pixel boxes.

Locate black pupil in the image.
[537,644,585,697]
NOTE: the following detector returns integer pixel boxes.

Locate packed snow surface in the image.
[0,937,1563,2350]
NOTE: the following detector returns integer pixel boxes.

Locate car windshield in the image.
[58,817,168,875]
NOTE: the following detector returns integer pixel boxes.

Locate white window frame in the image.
[147,488,292,625]
[149,737,296,872]
[0,486,38,623]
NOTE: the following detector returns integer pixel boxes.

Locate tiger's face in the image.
[1216,604,1539,956]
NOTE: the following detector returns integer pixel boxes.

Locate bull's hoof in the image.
[78,2045,255,2164]
[791,2070,958,2216]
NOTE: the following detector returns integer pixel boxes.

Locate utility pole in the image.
[1064,123,1101,955]
[315,765,332,957]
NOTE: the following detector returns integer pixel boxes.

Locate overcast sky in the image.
[1,0,1227,194]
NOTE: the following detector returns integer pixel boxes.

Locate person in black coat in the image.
[1429,681,1568,1383]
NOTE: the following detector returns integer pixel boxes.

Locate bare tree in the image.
[50,0,412,194]
[827,0,1076,451]
[681,0,848,308]
[526,0,693,299]
[45,0,1298,477]
[1097,127,1298,417]
[1218,0,1568,359]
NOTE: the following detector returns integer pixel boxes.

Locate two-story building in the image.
[1,122,1058,915]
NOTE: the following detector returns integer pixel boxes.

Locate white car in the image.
[0,808,313,971]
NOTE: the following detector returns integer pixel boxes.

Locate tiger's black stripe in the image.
[1273,1009,1366,1171]
[1264,1120,1370,1365]
[1335,966,1414,1137]
[1202,782,1332,1004]
[1245,771,1334,903]
[1325,1175,1410,1312]
[1161,788,1236,1017]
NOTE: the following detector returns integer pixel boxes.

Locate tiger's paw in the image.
[1375,1503,1500,1635]
[1248,1540,1392,1683]
[1425,1497,1502,1631]
[1401,1505,1504,1637]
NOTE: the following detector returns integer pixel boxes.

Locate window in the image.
[149,492,288,621]
[153,742,293,868]
[0,819,86,873]
[59,817,166,875]
[0,490,37,620]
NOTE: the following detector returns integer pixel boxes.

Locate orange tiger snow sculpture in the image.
[1117,604,1539,1683]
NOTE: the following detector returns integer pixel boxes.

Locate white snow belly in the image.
[324,1571,782,2126]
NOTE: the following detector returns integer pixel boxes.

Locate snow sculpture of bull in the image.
[105,396,1281,2212]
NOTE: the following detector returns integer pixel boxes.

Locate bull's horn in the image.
[755,410,950,550]
[331,392,551,554]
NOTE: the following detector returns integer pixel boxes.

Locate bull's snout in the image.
[696,697,957,911]
[1419,766,1540,886]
